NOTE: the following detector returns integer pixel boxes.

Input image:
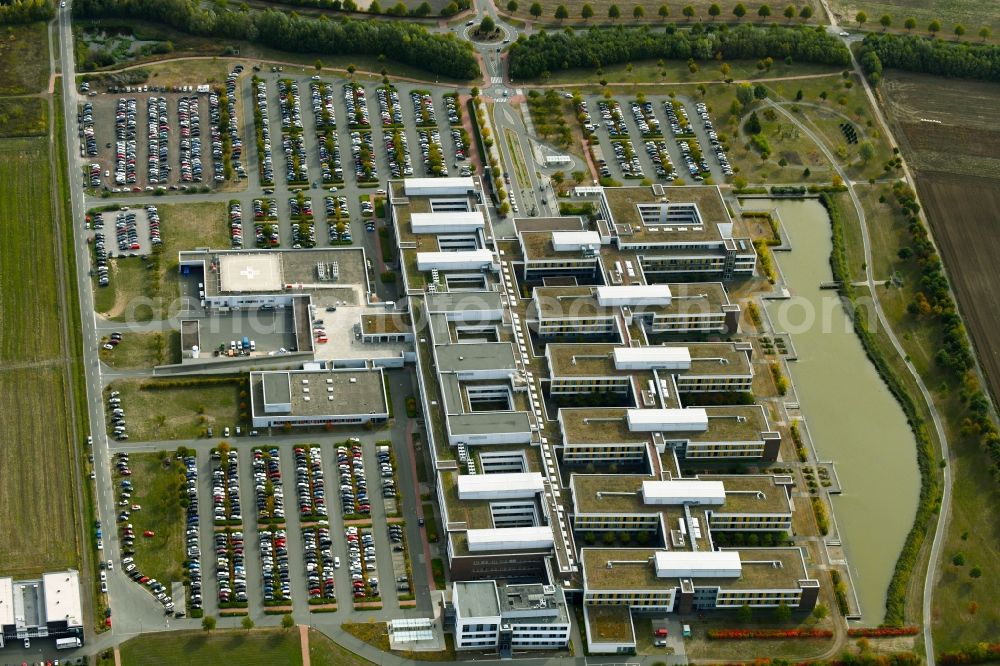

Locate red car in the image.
[105,617,112,627]
[143,530,155,537]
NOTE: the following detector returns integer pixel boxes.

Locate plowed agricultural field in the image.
[882,72,1000,404]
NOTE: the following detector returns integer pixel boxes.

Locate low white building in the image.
[249,369,389,428]
[0,570,83,648]
[451,580,570,657]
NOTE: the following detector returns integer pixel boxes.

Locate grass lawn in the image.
[0,22,50,95]
[312,628,377,666]
[99,330,181,369]
[763,73,897,181]
[120,628,303,666]
[540,58,838,87]
[683,612,835,661]
[0,369,78,577]
[0,97,48,138]
[96,202,228,322]
[0,137,79,577]
[123,453,186,586]
[105,377,244,441]
[431,557,445,589]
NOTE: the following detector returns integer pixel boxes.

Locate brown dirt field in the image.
[915,172,1000,403]
[881,72,1000,179]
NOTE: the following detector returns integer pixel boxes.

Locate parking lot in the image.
[578,93,732,184]
[78,65,245,193]
[101,430,422,621]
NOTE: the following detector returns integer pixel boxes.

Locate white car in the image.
[839,30,850,36]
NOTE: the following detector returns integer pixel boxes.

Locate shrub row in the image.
[847,626,919,637]
[830,570,849,615]
[939,643,1000,664]
[707,628,833,639]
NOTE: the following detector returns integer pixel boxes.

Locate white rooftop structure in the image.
[41,571,82,628]
[404,176,476,196]
[613,346,692,371]
[466,527,554,552]
[653,550,742,578]
[595,284,672,307]
[0,577,13,627]
[551,231,602,252]
[417,250,495,271]
[218,253,283,292]
[627,408,708,432]
[410,211,485,234]
[641,480,726,506]
[457,472,545,500]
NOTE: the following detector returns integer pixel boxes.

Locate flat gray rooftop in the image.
[425,291,502,314]
[251,370,387,418]
[455,581,500,619]
[449,411,532,435]
[436,342,517,373]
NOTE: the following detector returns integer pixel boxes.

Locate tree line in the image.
[0,0,54,24]
[859,32,1000,83]
[249,0,471,18]
[71,0,480,79]
[508,23,850,80]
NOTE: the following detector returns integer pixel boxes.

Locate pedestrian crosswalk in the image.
[490,76,503,84]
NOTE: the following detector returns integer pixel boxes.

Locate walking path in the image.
[299,625,311,666]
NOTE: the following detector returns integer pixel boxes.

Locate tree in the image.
[479,14,496,33]
[954,24,965,38]
[281,613,295,629]
[608,3,620,19]
[812,603,829,620]
[682,4,695,19]
[506,0,518,12]
[970,566,983,578]
[744,111,762,134]
[414,1,432,14]
[859,141,876,163]
[242,616,255,631]
[202,615,217,631]
[709,3,721,20]
[581,3,593,19]
[737,604,753,622]
[314,59,323,71]
[529,1,541,18]
[720,62,731,77]
[733,2,746,18]
[904,16,916,31]
[736,82,754,107]
[952,552,966,566]
[470,86,480,98]
[753,83,768,99]
[798,5,811,19]
[783,5,794,21]
[928,19,940,34]
[774,602,792,622]
[980,26,991,41]
[347,63,357,75]
[758,4,771,18]
[554,5,567,20]
[368,0,381,13]
[879,14,890,30]
[658,3,669,19]
[855,11,866,27]
[633,5,644,18]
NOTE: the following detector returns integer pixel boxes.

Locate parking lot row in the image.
[177,439,411,617]
[579,94,731,184]
[255,76,472,192]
